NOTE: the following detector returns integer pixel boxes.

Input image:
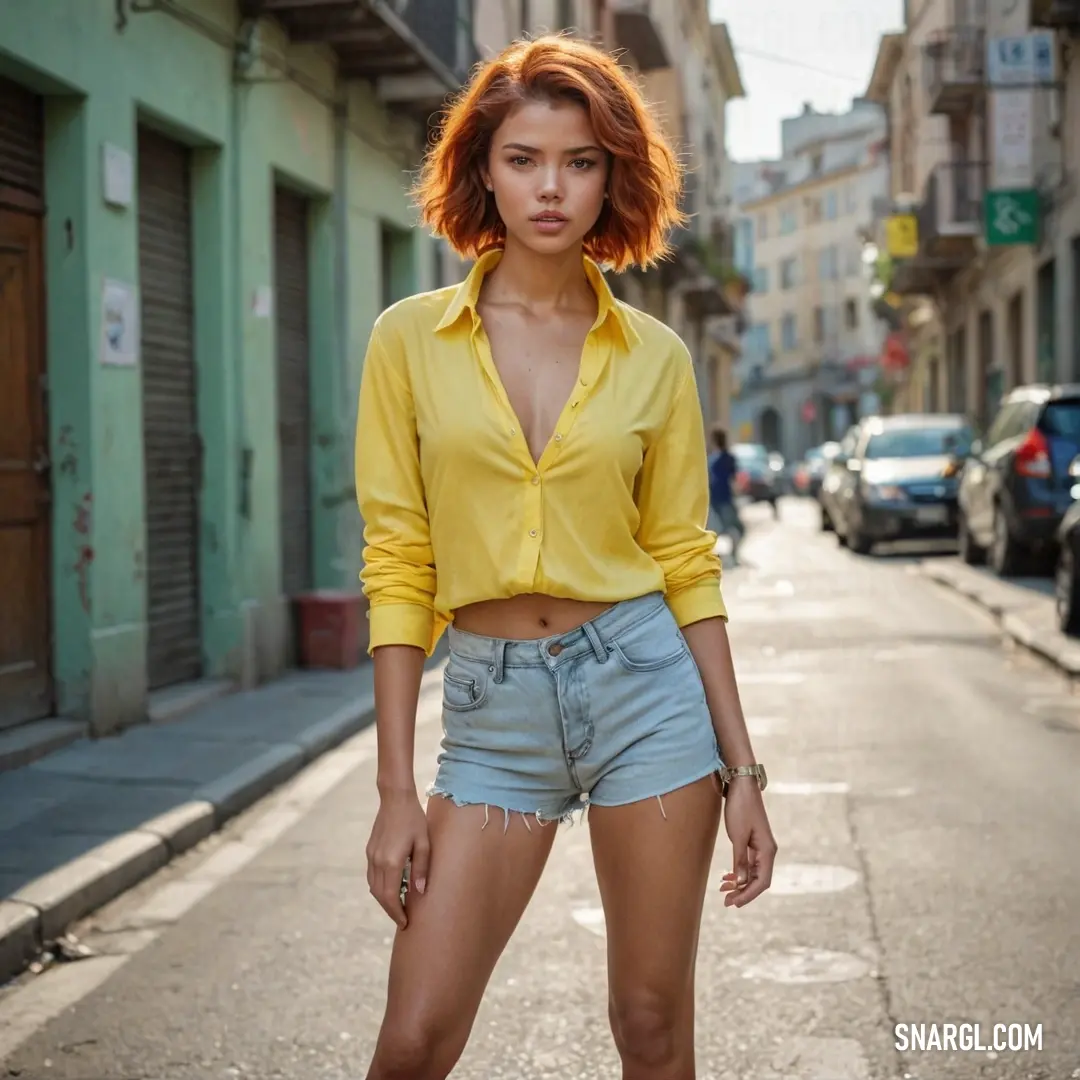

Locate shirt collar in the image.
[434,247,640,351]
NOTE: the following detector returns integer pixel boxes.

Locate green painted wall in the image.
[0,0,426,734]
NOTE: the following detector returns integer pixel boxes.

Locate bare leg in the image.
[366,796,557,1080]
[589,776,723,1080]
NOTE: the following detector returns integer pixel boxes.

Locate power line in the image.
[735,46,868,84]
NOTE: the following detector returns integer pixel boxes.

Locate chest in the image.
[480,307,595,466]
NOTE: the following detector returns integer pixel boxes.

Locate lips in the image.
[532,212,567,222]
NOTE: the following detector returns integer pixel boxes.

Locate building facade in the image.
[0,0,474,737]
[868,0,1080,430]
[730,102,891,458]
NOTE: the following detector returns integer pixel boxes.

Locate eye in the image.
[569,158,597,170]
[509,155,531,167]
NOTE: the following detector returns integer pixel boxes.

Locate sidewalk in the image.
[0,649,441,985]
[920,558,1080,676]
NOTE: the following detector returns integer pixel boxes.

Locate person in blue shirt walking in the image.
[708,426,744,566]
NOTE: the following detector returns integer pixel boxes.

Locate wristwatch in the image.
[718,764,768,792]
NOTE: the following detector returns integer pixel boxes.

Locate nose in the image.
[537,163,562,201]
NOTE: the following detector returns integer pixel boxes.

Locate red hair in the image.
[413,35,686,272]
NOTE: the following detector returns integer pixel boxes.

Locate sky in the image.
[709,0,905,162]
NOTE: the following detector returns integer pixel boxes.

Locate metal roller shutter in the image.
[274,188,313,598]
[138,127,202,690]
[0,76,44,198]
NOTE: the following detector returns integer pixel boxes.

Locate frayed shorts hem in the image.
[424,756,725,830]
[584,758,726,809]
[425,783,585,829]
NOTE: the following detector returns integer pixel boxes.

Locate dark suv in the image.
[957,385,1080,575]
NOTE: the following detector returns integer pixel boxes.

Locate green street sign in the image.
[984,188,1040,246]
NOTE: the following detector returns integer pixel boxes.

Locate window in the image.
[756,212,768,240]
[753,266,769,293]
[817,245,839,280]
[745,322,771,357]
[806,197,821,224]
[846,244,862,277]
[845,181,858,214]
[844,299,859,330]
[779,206,797,234]
[864,424,974,459]
[781,313,798,351]
[825,190,838,220]
[813,306,825,344]
[556,0,573,28]
[780,257,798,289]
[520,0,530,32]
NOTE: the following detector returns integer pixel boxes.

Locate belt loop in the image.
[582,619,607,663]
[492,639,506,683]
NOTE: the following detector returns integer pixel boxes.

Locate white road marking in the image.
[771,780,850,795]
[768,862,860,895]
[0,722,383,1064]
[737,671,806,685]
[571,907,606,937]
[739,947,872,984]
[0,956,128,1061]
[745,716,787,737]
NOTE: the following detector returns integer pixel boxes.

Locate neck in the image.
[482,236,595,314]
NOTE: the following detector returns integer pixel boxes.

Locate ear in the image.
[479,163,493,192]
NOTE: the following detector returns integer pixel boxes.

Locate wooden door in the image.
[0,207,51,728]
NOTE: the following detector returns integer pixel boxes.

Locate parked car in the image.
[1053,454,1080,634]
[732,442,781,513]
[820,413,972,554]
[957,384,1080,575]
[794,441,840,497]
[819,424,864,532]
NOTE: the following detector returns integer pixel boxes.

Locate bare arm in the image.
[681,617,755,767]
[373,644,427,796]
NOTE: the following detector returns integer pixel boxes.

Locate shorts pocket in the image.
[609,607,689,673]
[442,657,490,713]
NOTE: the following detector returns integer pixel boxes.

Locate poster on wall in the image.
[99,279,139,368]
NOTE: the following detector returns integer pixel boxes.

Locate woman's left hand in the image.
[720,778,777,908]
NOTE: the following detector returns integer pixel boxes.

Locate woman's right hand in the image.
[365,788,431,929]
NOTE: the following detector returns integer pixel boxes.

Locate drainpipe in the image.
[332,83,351,579]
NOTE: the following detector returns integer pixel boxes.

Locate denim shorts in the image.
[427,592,725,828]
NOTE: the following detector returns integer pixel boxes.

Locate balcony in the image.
[888,161,985,297]
[924,26,985,116]
[1030,0,1080,28]
[241,0,477,112]
[919,160,984,255]
[610,0,669,72]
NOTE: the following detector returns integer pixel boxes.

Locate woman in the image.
[355,33,777,1080]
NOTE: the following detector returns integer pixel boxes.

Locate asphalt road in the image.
[2,498,1079,1080]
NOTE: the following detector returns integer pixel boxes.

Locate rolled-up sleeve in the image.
[354,319,437,653]
[636,352,728,626]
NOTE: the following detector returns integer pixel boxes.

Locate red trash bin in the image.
[292,589,368,669]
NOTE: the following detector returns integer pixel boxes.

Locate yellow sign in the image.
[885,214,919,258]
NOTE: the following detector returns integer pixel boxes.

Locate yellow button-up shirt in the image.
[354,248,727,655]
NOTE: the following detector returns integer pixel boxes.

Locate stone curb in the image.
[0,694,377,985]
[921,562,1080,678]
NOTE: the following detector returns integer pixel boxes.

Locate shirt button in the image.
[529,529,538,537]
[531,475,540,485]
[554,434,562,442]
[509,428,516,436]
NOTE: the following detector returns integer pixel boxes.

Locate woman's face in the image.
[482,97,609,258]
